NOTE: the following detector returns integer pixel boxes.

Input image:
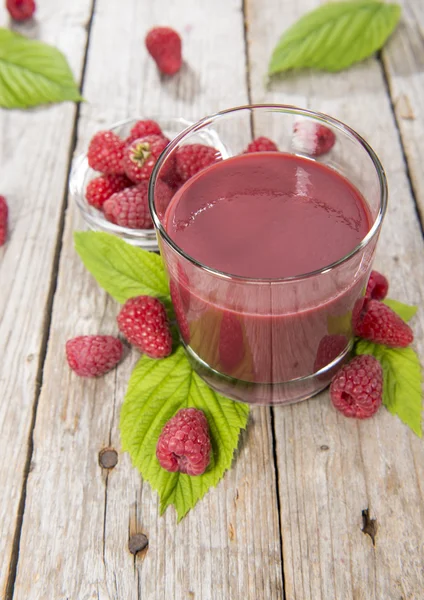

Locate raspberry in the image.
[330,355,383,419]
[156,408,211,475]
[87,131,126,175]
[124,135,170,183]
[0,196,8,247]
[104,182,152,229]
[314,334,348,375]
[170,280,190,344]
[353,298,413,348]
[365,270,389,301]
[6,0,36,20]
[125,120,163,145]
[86,174,132,210]
[292,122,336,156]
[117,296,172,358]
[244,137,278,153]
[219,312,245,372]
[145,26,182,75]
[66,335,123,377]
[175,144,219,183]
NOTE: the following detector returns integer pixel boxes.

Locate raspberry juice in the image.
[163,152,374,404]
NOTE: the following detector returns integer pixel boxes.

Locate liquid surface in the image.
[165,152,371,278]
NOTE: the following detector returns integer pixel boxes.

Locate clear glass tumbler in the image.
[149,105,388,405]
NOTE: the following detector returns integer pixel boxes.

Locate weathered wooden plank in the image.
[381,0,424,225]
[0,2,92,597]
[13,1,284,598]
[245,0,424,598]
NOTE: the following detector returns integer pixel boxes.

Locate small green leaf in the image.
[355,339,422,437]
[269,1,401,75]
[120,346,249,520]
[0,28,82,108]
[383,298,417,322]
[74,231,170,307]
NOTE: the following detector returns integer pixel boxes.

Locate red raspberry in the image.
[170,280,190,344]
[103,182,152,229]
[0,196,8,247]
[125,120,163,145]
[145,26,182,75]
[117,296,172,358]
[66,335,123,377]
[87,131,126,175]
[244,137,278,153]
[293,122,336,156]
[219,312,245,372]
[353,298,413,348]
[365,270,389,300]
[86,174,132,210]
[330,355,383,419]
[6,0,35,20]
[156,408,211,475]
[175,144,219,183]
[124,135,170,183]
[314,334,348,375]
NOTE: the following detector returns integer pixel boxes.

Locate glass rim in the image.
[149,103,388,283]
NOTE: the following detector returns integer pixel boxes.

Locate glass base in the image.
[184,343,351,406]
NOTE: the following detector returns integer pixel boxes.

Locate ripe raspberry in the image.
[0,196,8,247]
[156,408,211,475]
[170,280,190,344]
[86,174,132,210]
[244,137,278,153]
[87,131,126,175]
[330,355,383,419]
[353,298,413,348]
[314,334,348,375]
[66,335,123,377]
[117,296,172,358]
[219,312,245,372]
[125,120,163,145]
[175,144,219,183]
[366,270,389,301]
[104,182,152,229]
[124,135,170,183]
[293,122,336,156]
[145,26,182,75]
[6,0,35,20]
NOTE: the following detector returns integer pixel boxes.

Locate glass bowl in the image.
[70,116,227,251]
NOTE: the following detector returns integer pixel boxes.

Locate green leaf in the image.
[355,339,422,437]
[383,298,417,322]
[74,231,171,307]
[268,1,401,75]
[120,346,250,520]
[0,28,82,108]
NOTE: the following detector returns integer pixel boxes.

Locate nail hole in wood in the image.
[320,445,329,451]
[128,533,148,555]
[362,508,377,545]
[99,447,118,469]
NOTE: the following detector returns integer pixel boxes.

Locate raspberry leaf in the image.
[355,340,422,437]
[74,231,171,308]
[0,28,82,109]
[268,1,401,76]
[120,346,249,521]
[383,299,417,322]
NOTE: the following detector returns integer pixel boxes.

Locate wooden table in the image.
[1,0,424,598]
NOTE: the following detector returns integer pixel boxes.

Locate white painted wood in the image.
[13,1,284,599]
[0,2,92,596]
[246,0,424,598]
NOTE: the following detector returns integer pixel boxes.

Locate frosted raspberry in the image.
[117,296,172,358]
[365,270,389,301]
[66,335,123,377]
[86,174,132,210]
[353,298,413,348]
[156,408,211,475]
[244,137,278,153]
[293,122,336,156]
[0,196,8,246]
[145,26,182,75]
[103,182,152,229]
[87,131,126,175]
[124,135,170,183]
[175,144,219,183]
[330,355,383,419]
[125,120,163,145]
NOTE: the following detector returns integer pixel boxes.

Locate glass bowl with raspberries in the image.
[70,116,226,251]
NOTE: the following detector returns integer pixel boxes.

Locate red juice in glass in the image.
[150,106,387,404]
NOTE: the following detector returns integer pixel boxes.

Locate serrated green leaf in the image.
[383,298,417,322]
[74,231,171,308]
[355,339,422,436]
[120,346,249,520]
[0,28,82,108]
[269,1,401,75]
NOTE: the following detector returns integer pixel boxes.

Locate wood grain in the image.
[245,0,424,598]
[0,2,92,597]
[12,1,284,599]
